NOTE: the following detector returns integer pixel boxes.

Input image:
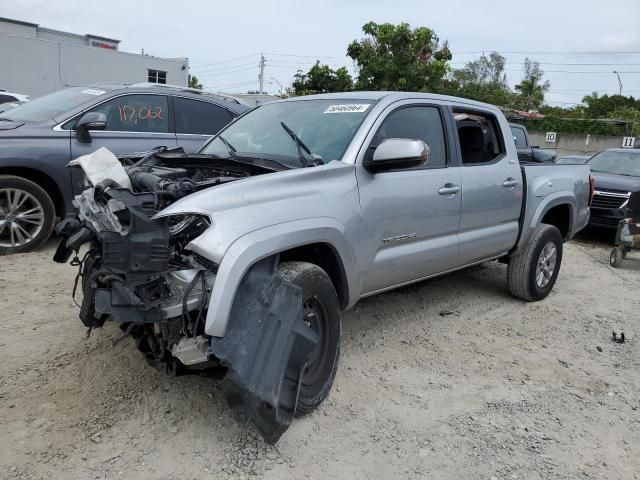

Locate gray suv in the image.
[0,84,249,254]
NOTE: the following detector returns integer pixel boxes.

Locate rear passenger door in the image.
[454,109,523,264]
[173,97,234,153]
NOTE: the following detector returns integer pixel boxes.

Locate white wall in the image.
[0,32,188,97]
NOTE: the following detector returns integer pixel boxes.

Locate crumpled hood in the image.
[155,161,356,220]
[154,160,360,265]
[592,171,640,192]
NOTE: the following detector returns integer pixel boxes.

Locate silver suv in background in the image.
[0,84,249,254]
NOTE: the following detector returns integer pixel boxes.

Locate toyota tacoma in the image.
[55,92,592,443]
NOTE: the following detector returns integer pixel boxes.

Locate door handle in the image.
[503,178,519,189]
[438,184,460,196]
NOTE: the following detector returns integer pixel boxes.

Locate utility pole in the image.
[613,70,623,95]
[259,54,265,94]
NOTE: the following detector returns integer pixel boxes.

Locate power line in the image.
[204,79,259,90]
[193,62,258,75]
[190,53,259,69]
[196,66,258,78]
[265,51,346,59]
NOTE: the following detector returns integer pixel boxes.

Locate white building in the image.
[0,17,188,98]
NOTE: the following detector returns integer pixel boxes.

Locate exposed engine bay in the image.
[54,147,317,443]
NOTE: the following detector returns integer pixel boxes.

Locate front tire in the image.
[508,224,563,301]
[278,261,341,415]
[0,175,56,255]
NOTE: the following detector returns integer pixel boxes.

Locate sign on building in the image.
[545,132,556,143]
[622,137,637,149]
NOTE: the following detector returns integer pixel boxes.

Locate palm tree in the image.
[515,58,550,111]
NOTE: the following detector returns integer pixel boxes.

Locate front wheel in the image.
[0,175,56,255]
[508,224,563,301]
[278,261,341,415]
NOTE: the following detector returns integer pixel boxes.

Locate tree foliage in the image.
[291,62,353,96]
[346,21,451,91]
[450,52,514,106]
[581,92,640,118]
[188,74,202,90]
[513,58,550,111]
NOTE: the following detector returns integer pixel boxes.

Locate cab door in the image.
[454,109,523,264]
[356,102,462,294]
[70,93,177,194]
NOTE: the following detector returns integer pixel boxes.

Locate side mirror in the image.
[76,112,107,143]
[364,138,430,173]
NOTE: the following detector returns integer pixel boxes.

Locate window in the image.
[174,97,233,135]
[511,126,527,149]
[454,111,505,165]
[369,106,447,169]
[84,94,169,133]
[148,69,167,84]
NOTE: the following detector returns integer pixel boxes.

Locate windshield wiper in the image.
[280,122,312,167]
[218,134,237,155]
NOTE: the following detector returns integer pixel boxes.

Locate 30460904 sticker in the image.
[324,104,370,114]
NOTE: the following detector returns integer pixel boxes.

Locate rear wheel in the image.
[610,247,624,268]
[278,261,341,414]
[0,176,55,255]
[508,224,563,301]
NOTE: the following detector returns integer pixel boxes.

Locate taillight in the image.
[588,174,595,206]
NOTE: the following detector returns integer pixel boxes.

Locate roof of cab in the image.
[277,91,503,112]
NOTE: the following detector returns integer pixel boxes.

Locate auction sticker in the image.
[82,88,106,96]
[324,104,370,113]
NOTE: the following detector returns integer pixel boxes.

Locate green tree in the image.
[513,58,549,111]
[346,21,451,91]
[581,93,640,118]
[451,52,514,106]
[291,62,353,95]
[188,74,202,90]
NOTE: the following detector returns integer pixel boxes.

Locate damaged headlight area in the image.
[53,148,250,376]
[54,147,319,444]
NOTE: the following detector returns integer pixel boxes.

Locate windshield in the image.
[0,87,108,123]
[200,99,376,167]
[589,150,640,177]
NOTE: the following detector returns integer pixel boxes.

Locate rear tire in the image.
[610,247,624,268]
[278,261,341,415]
[508,224,563,301]
[0,175,56,255]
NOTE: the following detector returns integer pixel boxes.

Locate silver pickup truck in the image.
[55,92,592,443]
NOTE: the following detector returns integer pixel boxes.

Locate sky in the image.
[1,0,640,106]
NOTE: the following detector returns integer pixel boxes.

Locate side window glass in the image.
[371,106,447,169]
[511,127,527,149]
[174,97,233,135]
[86,95,169,133]
[454,112,505,165]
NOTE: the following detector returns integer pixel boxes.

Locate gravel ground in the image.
[1,232,639,480]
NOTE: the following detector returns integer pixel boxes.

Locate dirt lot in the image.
[1,232,639,480]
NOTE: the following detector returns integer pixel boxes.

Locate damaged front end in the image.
[55,147,317,443]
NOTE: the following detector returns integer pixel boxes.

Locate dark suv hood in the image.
[592,171,640,192]
[0,120,24,130]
